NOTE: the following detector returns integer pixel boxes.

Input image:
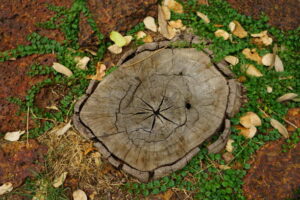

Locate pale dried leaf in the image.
[276,93,298,102]
[251,31,272,46]
[241,64,263,77]
[53,172,68,188]
[164,0,183,13]
[168,19,183,29]
[219,165,231,170]
[262,53,275,66]
[242,48,262,64]
[73,189,87,200]
[4,130,25,141]
[274,55,284,72]
[224,56,239,65]
[143,35,154,43]
[266,86,273,93]
[229,20,248,38]
[196,11,210,23]
[107,44,122,54]
[45,105,59,111]
[214,29,230,40]
[158,189,174,200]
[240,112,262,128]
[158,6,176,40]
[91,152,102,167]
[143,16,157,32]
[162,6,171,20]
[270,119,289,138]
[124,36,133,46]
[55,121,72,136]
[76,56,90,70]
[52,62,73,77]
[0,182,13,195]
[226,139,234,152]
[87,63,106,81]
[136,31,147,39]
[109,31,126,47]
[236,125,257,139]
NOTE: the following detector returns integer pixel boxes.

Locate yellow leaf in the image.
[242,48,262,64]
[229,20,248,38]
[107,44,122,54]
[109,31,127,47]
[4,130,25,141]
[143,35,154,43]
[53,172,68,188]
[87,63,107,81]
[0,183,13,195]
[168,19,184,29]
[73,189,87,200]
[164,0,183,13]
[226,139,234,152]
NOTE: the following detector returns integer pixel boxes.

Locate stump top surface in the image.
[79,48,229,172]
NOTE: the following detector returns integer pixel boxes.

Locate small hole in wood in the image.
[185,102,191,109]
[179,72,183,76]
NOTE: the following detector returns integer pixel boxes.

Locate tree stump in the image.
[73,37,242,182]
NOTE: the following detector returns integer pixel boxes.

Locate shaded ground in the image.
[243,108,300,200]
[227,0,300,30]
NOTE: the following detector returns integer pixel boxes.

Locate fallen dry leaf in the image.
[4,130,25,141]
[241,64,263,77]
[270,119,289,138]
[163,0,183,13]
[55,121,72,136]
[161,5,171,20]
[219,165,231,170]
[73,189,87,200]
[53,172,68,188]
[0,182,13,196]
[236,125,257,139]
[262,53,275,66]
[107,44,122,54]
[222,152,234,163]
[242,48,262,64]
[266,86,273,93]
[91,152,102,167]
[214,29,230,40]
[158,6,176,40]
[274,55,284,72]
[124,35,133,46]
[76,56,90,70]
[143,35,154,43]
[277,93,298,102]
[87,63,106,81]
[158,189,174,200]
[240,112,262,128]
[52,62,73,77]
[109,31,126,47]
[251,30,272,46]
[226,139,234,152]
[224,55,239,65]
[169,19,184,29]
[45,105,59,111]
[198,0,209,5]
[196,11,210,23]
[143,16,157,32]
[136,31,147,39]
[229,20,248,38]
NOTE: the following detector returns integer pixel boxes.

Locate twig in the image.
[122,46,168,68]
[258,106,298,129]
[26,106,30,146]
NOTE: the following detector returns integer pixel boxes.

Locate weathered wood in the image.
[207,119,231,154]
[73,38,242,182]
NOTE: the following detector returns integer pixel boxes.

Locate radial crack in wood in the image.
[73,40,241,182]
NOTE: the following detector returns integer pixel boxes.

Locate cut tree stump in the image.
[73,36,242,182]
